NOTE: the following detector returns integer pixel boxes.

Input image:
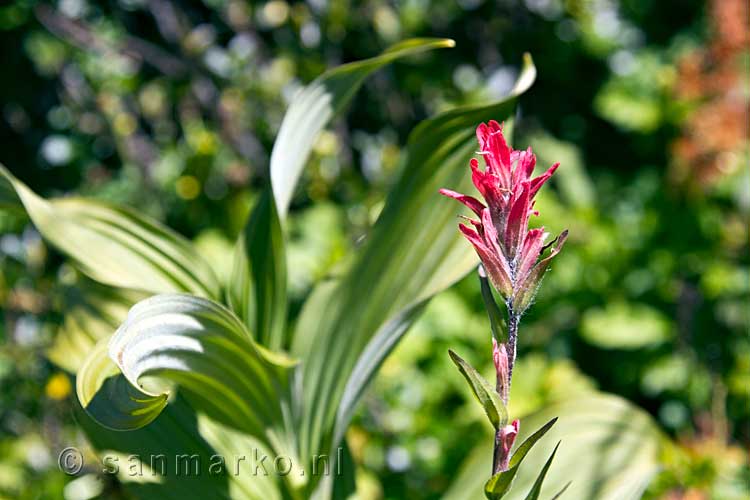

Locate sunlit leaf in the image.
[0,165,221,298]
[227,190,288,350]
[449,349,507,431]
[76,339,168,431]
[76,294,297,451]
[270,38,455,220]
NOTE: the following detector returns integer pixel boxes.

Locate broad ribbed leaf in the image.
[227,190,288,350]
[77,294,297,450]
[270,38,455,220]
[77,339,169,431]
[444,393,665,500]
[292,55,537,467]
[0,166,221,298]
[334,299,428,445]
[449,350,507,431]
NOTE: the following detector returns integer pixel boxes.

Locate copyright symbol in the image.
[58,447,84,475]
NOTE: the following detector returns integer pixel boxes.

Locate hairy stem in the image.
[492,307,519,474]
[506,309,519,384]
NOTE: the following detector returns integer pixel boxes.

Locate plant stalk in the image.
[492,308,519,475]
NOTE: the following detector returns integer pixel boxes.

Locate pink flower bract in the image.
[440,120,567,312]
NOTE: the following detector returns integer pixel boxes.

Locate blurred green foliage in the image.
[0,0,747,499]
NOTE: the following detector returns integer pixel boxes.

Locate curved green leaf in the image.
[292,54,537,464]
[77,339,169,431]
[227,190,288,350]
[77,294,297,447]
[270,37,455,220]
[449,349,507,431]
[444,393,665,500]
[0,166,221,298]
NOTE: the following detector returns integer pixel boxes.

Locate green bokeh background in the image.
[0,0,747,499]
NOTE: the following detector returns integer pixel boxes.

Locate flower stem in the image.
[492,431,503,474]
[506,309,519,384]
[492,308,519,475]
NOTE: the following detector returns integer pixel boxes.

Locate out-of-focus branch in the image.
[147,0,187,44]
[35,4,188,77]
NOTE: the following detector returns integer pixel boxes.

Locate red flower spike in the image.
[504,181,531,259]
[514,230,569,312]
[439,188,485,216]
[458,223,513,296]
[440,121,567,312]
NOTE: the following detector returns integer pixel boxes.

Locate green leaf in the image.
[76,294,297,450]
[270,38,455,220]
[479,265,508,343]
[333,299,428,445]
[308,439,357,500]
[549,482,572,500]
[227,189,288,350]
[292,54,537,465]
[444,393,665,500]
[47,279,145,373]
[523,441,560,500]
[76,339,169,431]
[449,350,507,431]
[509,417,558,469]
[0,165,221,298]
[77,394,283,500]
[484,417,558,499]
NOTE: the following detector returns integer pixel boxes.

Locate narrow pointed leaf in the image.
[523,442,561,500]
[449,350,507,431]
[549,482,572,500]
[0,166,221,298]
[509,417,558,468]
[228,189,288,350]
[271,38,455,220]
